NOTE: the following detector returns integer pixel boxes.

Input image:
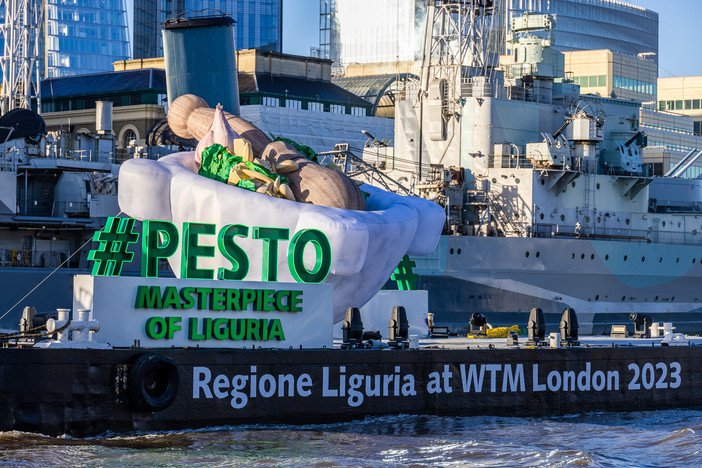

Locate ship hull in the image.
[0,346,700,437]
[415,236,702,334]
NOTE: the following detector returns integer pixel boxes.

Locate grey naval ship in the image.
[349,4,702,334]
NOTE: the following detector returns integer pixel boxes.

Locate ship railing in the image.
[530,223,702,246]
[0,248,73,268]
[51,201,90,218]
[460,80,553,104]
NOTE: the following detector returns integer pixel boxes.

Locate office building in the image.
[657,77,702,135]
[562,49,657,103]
[44,0,130,77]
[133,0,283,59]
[322,0,658,72]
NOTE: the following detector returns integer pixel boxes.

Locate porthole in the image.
[457,249,462,255]
[450,248,454,254]
[560,214,565,221]
[596,183,600,190]
[694,259,697,264]
[585,216,590,222]
[655,296,659,301]
[571,182,576,188]
[540,213,544,220]
[571,253,575,259]
[659,257,663,263]
[591,254,595,260]
[662,221,666,227]
[581,253,585,260]
[515,178,520,184]
[595,295,599,300]
[672,296,675,301]
[605,254,609,260]
[624,255,628,261]
[676,257,680,263]
[641,256,645,262]
[536,251,540,258]
[525,251,530,258]
[492,178,497,183]
[622,296,626,301]
[625,219,630,225]
[515,213,520,219]
[597,216,601,223]
[541,179,545,185]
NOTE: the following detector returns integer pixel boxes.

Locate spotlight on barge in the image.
[342,307,364,349]
[527,307,547,346]
[388,306,409,348]
[560,308,580,346]
[629,313,652,339]
[469,312,488,336]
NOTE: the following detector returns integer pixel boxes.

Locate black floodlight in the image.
[560,308,580,345]
[469,312,488,336]
[342,307,364,348]
[629,312,652,339]
[388,305,409,347]
[527,307,546,346]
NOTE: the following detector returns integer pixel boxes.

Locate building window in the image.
[285,99,301,109]
[694,100,701,110]
[685,100,692,110]
[350,107,366,116]
[659,101,665,111]
[598,75,606,86]
[330,104,345,114]
[676,100,683,110]
[263,97,280,107]
[307,101,323,112]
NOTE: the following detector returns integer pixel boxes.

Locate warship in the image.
[344,2,702,334]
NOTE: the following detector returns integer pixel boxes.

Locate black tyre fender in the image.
[128,353,179,412]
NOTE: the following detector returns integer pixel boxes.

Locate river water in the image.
[1,410,700,467]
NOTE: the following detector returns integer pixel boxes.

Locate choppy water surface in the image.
[1,410,701,467]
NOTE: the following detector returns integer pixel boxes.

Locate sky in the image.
[281,0,702,78]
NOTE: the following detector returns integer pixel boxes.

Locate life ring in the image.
[128,353,179,412]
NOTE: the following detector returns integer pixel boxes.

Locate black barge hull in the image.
[1,346,700,437]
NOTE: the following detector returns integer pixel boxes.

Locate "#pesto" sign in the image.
[88,217,332,283]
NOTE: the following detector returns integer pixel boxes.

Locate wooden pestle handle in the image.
[168,94,272,158]
[168,94,366,210]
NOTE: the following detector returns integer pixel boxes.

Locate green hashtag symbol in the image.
[391,255,419,291]
[87,217,139,276]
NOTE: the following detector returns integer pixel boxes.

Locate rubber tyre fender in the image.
[128,353,179,412]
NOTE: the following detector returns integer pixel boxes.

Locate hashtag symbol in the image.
[391,255,419,291]
[87,217,139,276]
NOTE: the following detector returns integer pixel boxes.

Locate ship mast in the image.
[0,0,44,114]
[416,0,502,178]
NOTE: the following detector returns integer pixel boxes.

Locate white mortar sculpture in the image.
[118,95,444,322]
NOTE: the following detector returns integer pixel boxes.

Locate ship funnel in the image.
[162,14,240,115]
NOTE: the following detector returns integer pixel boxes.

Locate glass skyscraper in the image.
[133,0,282,59]
[323,0,658,71]
[44,0,130,77]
